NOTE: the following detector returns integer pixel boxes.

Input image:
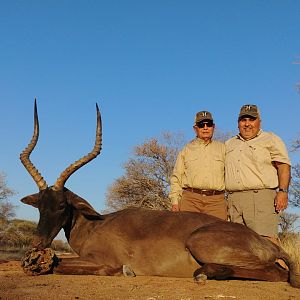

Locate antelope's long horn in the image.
[53,103,102,191]
[20,99,48,190]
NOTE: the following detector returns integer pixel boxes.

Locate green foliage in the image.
[0,173,25,249]
[0,219,37,249]
[0,217,72,254]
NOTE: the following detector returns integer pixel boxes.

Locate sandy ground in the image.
[0,260,300,300]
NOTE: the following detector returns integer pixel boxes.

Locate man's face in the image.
[194,120,215,142]
[238,116,261,140]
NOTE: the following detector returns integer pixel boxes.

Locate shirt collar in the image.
[196,137,212,145]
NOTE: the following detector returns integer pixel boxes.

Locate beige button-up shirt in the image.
[225,130,290,191]
[169,138,225,205]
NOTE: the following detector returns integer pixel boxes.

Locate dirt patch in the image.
[0,260,299,300]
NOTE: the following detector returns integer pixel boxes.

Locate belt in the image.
[183,187,224,196]
[228,188,276,194]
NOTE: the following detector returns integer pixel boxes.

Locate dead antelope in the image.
[20,101,300,288]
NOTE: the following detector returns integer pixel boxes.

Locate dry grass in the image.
[281,233,300,269]
[0,248,27,260]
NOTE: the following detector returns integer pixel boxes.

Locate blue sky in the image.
[1,1,300,223]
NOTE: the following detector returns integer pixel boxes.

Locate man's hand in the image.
[275,191,288,212]
[171,204,179,212]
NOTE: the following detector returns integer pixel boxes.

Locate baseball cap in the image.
[238,104,260,120]
[195,111,213,123]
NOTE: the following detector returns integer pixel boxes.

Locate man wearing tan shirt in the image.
[225,104,291,244]
[169,111,227,220]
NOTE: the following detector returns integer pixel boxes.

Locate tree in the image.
[290,163,300,207]
[279,212,299,237]
[214,128,234,142]
[290,138,300,207]
[0,172,16,221]
[0,219,37,248]
[0,172,16,239]
[0,172,19,249]
[290,138,300,152]
[106,132,185,211]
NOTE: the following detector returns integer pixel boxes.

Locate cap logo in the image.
[202,112,207,116]
[245,105,252,111]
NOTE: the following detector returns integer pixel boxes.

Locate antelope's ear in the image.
[73,201,103,219]
[66,191,103,219]
[20,193,39,208]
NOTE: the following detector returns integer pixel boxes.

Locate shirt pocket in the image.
[248,142,272,165]
[184,156,198,169]
[184,156,201,179]
[213,154,225,172]
[225,145,236,159]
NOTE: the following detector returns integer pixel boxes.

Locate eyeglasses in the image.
[196,121,214,128]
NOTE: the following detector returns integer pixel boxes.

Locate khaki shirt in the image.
[225,130,290,191]
[169,138,225,205]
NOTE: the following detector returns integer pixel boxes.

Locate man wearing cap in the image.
[225,104,291,245]
[169,111,227,220]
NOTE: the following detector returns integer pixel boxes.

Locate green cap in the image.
[195,111,213,123]
[239,104,260,119]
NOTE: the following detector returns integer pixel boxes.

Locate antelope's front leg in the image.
[54,258,135,276]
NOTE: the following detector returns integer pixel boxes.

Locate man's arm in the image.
[169,151,184,212]
[273,162,291,212]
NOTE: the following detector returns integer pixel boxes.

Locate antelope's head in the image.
[20,100,103,249]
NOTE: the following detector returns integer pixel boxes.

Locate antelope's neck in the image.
[66,213,97,254]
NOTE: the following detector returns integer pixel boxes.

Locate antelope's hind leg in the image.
[186,222,289,282]
[193,263,288,282]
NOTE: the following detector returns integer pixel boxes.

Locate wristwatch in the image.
[278,188,289,193]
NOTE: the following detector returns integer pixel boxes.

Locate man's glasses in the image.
[196,120,214,128]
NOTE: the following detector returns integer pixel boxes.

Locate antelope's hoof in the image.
[122,265,136,277]
[194,273,207,285]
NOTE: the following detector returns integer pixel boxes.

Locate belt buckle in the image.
[201,190,209,196]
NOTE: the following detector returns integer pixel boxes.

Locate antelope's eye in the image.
[58,203,66,210]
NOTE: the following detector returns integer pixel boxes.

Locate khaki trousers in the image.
[179,190,227,220]
[228,189,279,237]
